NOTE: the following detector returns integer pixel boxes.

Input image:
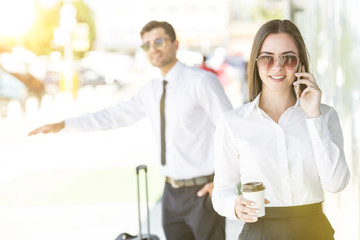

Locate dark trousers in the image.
[162,182,225,240]
[239,203,335,240]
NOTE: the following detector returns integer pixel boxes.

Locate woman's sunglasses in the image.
[256,55,299,70]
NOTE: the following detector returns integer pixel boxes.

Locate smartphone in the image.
[296,64,306,98]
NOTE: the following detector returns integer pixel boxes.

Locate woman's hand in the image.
[234,195,270,222]
[293,66,322,118]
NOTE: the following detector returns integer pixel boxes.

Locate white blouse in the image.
[212,94,350,220]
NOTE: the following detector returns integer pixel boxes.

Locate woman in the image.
[212,19,350,239]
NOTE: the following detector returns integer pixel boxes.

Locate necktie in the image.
[160,80,168,165]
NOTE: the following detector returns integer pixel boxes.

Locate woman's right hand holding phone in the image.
[293,65,322,118]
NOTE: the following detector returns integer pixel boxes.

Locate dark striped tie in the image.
[160,80,168,165]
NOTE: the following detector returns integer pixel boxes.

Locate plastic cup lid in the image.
[242,182,265,192]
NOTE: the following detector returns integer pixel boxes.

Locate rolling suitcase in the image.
[115,165,160,240]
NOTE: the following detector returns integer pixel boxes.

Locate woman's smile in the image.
[269,75,286,82]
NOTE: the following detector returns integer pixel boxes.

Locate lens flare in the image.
[0,0,35,37]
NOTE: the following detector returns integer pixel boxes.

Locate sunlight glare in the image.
[0,0,35,37]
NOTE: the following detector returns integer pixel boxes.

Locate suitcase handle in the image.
[136,165,151,239]
[136,165,147,174]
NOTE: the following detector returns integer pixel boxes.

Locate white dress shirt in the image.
[65,61,233,179]
[212,94,350,220]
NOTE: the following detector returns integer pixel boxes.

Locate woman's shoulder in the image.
[224,102,255,119]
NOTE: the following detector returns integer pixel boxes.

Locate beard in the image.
[148,51,176,68]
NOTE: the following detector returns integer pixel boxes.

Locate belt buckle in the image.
[168,177,182,188]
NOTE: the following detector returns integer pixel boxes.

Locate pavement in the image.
[0,201,243,240]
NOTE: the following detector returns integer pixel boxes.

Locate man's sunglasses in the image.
[256,55,299,70]
[140,38,168,51]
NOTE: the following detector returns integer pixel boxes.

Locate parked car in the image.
[79,68,108,86]
[0,67,44,118]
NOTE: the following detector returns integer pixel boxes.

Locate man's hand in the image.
[197,182,214,198]
[28,121,65,136]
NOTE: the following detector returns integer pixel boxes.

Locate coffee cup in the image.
[242,182,266,217]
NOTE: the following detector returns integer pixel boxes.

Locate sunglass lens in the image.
[141,43,150,51]
[258,56,274,69]
[154,38,165,48]
[283,56,298,69]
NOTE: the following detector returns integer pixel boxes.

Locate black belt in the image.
[166,174,214,188]
[262,202,323,219]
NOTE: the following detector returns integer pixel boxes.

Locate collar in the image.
[238,93,300,118]
[162,60,184,83]
[237,93,260,118]
[294,98,300,107]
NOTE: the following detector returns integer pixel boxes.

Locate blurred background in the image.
[0,0,359,239]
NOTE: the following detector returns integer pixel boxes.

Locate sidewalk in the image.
[0,201,242,240]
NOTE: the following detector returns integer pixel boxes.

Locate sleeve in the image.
[306,106,350,192]
[212,114,241,220]
[64,84,149,132]
[196,72,233,125]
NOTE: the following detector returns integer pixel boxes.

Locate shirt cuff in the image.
[63,118,79,132]
[225,195,240,221]
[305,114,330,140]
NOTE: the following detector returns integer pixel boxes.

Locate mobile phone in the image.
[296,64,306,98]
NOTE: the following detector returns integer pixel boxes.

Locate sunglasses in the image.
[256,55,299,70]
[140,38,168,51]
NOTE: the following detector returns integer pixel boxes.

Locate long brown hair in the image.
[247,19,309,101]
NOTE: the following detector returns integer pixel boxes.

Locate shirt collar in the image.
[238,93,260,118]
[162,60,184,83]
[294,98,300,107]
[239,92,300,118]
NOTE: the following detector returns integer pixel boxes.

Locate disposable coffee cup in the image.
[242,182,266,217]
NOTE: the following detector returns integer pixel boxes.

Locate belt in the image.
[166,174,214,188]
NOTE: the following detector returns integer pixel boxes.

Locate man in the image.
[29,20,232,240]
